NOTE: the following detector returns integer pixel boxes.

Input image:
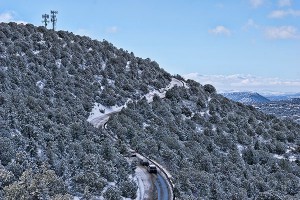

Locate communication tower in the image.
[42,14,49,28]
[50,10,58,31]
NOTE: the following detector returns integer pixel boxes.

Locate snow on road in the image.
[135,167,153,200]
[88,78,186,127]
[88,104,122,128]
[145,78,188,102]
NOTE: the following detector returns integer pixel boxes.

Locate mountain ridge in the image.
[222,91,270,104]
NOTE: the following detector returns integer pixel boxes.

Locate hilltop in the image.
[0,22,300,199]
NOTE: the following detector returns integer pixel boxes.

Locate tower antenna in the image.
[50,10,58,31]
[42,14,49,28]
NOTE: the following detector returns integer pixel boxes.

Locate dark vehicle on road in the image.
[129,150,136,157]
[147,164,157,173]
[140,159,149,166]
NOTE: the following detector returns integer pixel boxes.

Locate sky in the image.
[0,0,299,94]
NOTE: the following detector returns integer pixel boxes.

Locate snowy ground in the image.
[87,78,186,128]
[134,166,154,200]
[87,103,123,128]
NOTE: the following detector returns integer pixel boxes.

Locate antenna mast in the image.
[42,14,49,28]
[50,10,58,31]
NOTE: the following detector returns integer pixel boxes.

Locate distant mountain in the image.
[222,92,270,104]
[266,93,300,101]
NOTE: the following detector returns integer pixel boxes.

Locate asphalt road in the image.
[155,173,170,200]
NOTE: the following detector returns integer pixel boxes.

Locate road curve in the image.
[155,173,170,200]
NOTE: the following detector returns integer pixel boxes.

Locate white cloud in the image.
[75,29,92,37]
[264,26,299,39]
[268,9,300,18]
[0,11,27,24]
[183,73,300,94]
[243,19,259,30]
[0,12,13,22]
[209,26,231,36]
[106,26,119,34]
[250,0,264,8]
[278,0,292,7]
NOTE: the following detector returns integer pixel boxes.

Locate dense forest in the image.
[0,22,300,199]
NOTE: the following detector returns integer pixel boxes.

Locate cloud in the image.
[0,12,13,22]
[264,26,299,39]
[243,19,259,30]
[209,26,231,36]
[0,11,27,24]
[75,29,92,37]
[278,0,292,7]
[250,0,264,8]
[268,9,300,18]
[106,26,119,34]
[183,73,300,94]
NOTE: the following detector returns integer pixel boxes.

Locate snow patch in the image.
[56,59,62,68]
[286,146,296,154]
[0,66,8,71]
[195,125,203,132]
[273,154,284,160]
[33,50,40,55]
[11,129,21,137]
[125,61,131,71]
[36,80,45,89]
[143,123,150,129]
[107,78,115,85]
[37,148,42,157]
[237,144,245,157]
[101,61,106,70]
[212,125,217,132]
[37,40,46,45]
[289,155,296,162]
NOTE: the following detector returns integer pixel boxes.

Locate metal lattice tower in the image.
[50,10,58,31]
[42,14,49,28]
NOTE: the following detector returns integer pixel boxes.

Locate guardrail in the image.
[138,152,175,200]
[103,122,175,200]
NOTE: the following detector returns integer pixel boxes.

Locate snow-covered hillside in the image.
[1,22,300,200]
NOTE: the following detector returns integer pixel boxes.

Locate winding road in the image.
[155,174,170,200]
[95,78,185,200]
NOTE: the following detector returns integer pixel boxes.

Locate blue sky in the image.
[1,0,299,93]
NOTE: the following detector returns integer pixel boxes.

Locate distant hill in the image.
[266,93,300,101]
[222,92,270,104]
